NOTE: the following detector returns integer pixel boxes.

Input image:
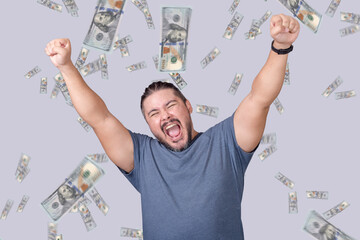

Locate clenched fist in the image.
[45,38,72,69]
[270,14,300,49]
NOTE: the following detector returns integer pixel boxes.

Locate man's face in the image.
[143,89,194,152]
[324,224,336,239]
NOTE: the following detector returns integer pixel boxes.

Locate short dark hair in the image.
[140,81,187,117]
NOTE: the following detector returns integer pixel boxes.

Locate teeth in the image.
[165,123,177,130]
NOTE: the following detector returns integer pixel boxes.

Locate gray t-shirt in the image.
[119,113,257,239]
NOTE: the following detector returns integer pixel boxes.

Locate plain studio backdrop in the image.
[0,0,359,239]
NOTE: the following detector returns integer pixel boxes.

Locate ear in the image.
[185,99,193,113]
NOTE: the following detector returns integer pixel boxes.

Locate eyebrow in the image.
[147,100,177,117]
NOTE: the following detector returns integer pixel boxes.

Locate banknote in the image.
[258,144,277,161]
[322,76,343,97]
[200,47,221,69]
[325,0,341,17]
[17,195,30,212]
[86,153,109,163]
[228,73,243,95]
[70,196,92,213]
[228,0,241,15]
[169,72,187,90]
[16,167,30,183]
[24,66,41,79]
[120,227,143,238]
[306,191,328,200]
[223,12,243,40]
[260,132,277,144]
[1,200,13,220]
[78,116,93,132]
[15,153,31,183]
[273,98,284,114]
[289,192,298,214]
[303,210,355,240]
[335,90,356,100]
[131,0,155,29]
[323,201,350,220]
[159,7,192,72]
[37,0,63,12]
[41,158,105,221]
[340,12,360,25]
[62,0,78,17]
[284,62,290,85]
[41,77,48,94]
[99,54,108,79]
[75,47,90,70]
[56,234,63,240]
[80,59,101,77]
[258,10,272,25]
[196,104,219,118]
[48,222,57,240]
[275,172,294,189]
[88,187,109,215]
[78,203,97,231]
[126,61,147,72]
[54,73,73,107]
[245,19,262,40]
[50,85,60,99]
[339,25,360,37]
[277,0,322,33]
[83,0,126,52]
[113,35,133,50]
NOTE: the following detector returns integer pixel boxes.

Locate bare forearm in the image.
[251,46,289,107]
[59,64,109,126]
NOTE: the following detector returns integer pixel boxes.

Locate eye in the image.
[168,104,175,108]
[150,112,159,117]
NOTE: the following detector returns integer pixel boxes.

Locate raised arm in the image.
[45,38,134,172]
[234,14,300,152]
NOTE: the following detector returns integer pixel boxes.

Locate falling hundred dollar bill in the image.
[322,76,343,97]
[325,0,341,17]
[83,0,126,52]
[37,0,63,12]
[339,25,360,37]
[113,35,133,57]
[54,73,74,107]
[75,47,90,70]
[260,132,277,144]
[40,77,48,94]
[306,191,329,200]
[303,210,355,240]
[340,12,360,25]
[323,201,350,220]
[1,200,14,220]
[120,227,143,238]
[50,85,60,99]
[70,196,92,213]
[15,153,31,183]
[126,61,147,72]
[152,54,159,70]
[200,47,221,69]
[245,11,271,40]
[25,66,41,79]
[289,192,298,214]
[17,195,30,213]
[86,153,109,163]
[284,62,290,85]
[79,203,97,231]
[56,234,63,240]
[223,12,243,40]
[228,73,243,95]
[335,90,356,100]
[277,0,322,33]
[159,7,192,72]
[48,222,57,240]
[275,172,294,189]
[88,187,109,215]
[41,158,105,221]
[78,116,93,132]
[196,104,219,118]
[80,58,101,77]
[258,144,277,161]
[169,72,187,90]
[273,98,284,114]
[62,0,79,17]
[99,54,109,79]
[228,0,240,15]
[131,0,155,29]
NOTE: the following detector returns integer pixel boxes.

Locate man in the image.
[45,14,300,239]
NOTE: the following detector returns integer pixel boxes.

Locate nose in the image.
[161,110,171,121]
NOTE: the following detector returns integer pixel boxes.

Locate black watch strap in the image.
[271,40,293,55]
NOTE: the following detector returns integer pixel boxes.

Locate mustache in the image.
[161,119,181,133]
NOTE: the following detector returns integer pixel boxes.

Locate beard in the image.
[155,118,193,152]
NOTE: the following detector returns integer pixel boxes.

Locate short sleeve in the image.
[118,130,150,193]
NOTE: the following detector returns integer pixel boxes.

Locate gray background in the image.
[0,0,359,239]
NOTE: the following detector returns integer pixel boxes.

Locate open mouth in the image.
[164,122,181,140]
